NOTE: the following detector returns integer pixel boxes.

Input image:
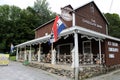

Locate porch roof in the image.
[16,26,120,48]
[15,35,50,48]
[60,26,120,41]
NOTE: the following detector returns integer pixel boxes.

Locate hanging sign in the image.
[61,7,72,21]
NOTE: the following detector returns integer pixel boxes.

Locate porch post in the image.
[73,11,79,80]
[20,48,22,59]
[99,39,102,64]
[24,46,27,61]
[16,47,19,61]
[74,31,79,80]
[29,45,32,62]
[38,43,41,62]
[51,48,56,64]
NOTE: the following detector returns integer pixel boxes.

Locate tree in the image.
[105,13,120,38]
[0,5,13,52]
[33,0,56,26]
[0,0,55,53]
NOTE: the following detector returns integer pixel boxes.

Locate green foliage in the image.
[105,13,120,38]
[9,56,16,61]
[0,0,56,53]
[33,0,56,26]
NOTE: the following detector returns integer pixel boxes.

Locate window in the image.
[90,3,94,14]
[83,41,92,54]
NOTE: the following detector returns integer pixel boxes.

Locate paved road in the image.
[86,69,120,80]
[0,61,72,80]
[2,61,120,80]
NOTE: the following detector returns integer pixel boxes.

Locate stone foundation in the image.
[28,62,74,78]
[79,65,106,79]
[25,62,120,80]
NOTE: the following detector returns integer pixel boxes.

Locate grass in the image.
[9,56,16,61]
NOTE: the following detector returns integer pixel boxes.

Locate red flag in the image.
[52,16,59,42]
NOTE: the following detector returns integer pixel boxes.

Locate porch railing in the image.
[57,54,105,65]
[40,54,51,63]
[38,54,105,65]
[57,55,72,64]
[79,54,105,64]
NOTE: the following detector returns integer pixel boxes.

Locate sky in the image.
[0,0,120,15]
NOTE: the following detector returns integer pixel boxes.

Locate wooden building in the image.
[16,1,120,68]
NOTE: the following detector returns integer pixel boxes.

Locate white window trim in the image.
[83,40,92,54]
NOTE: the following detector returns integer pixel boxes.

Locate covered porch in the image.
[16,26,106,66]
